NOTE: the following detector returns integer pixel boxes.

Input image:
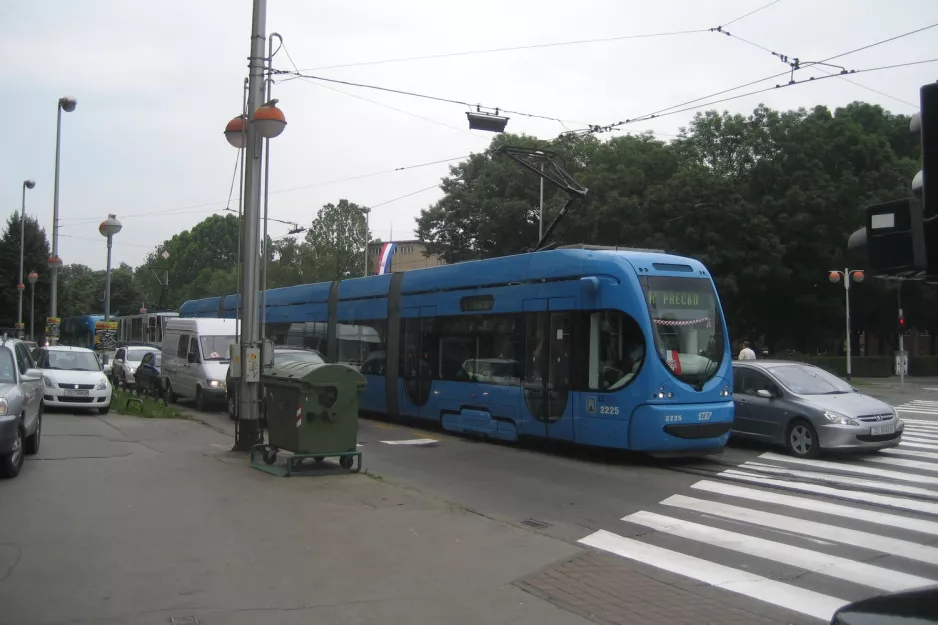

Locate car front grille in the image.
[856,414,894,422]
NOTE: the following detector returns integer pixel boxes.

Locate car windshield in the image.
[0,347,15,383]
[771,364,854,395]
[126,348,158,362]
[643,276,726,388]
[276,351,325,366]
[200,335,235,361]
[45,350,101,372]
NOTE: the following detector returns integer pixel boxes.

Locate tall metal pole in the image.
[234,0,268,451]
[30,282,36,340]
[49,105,64,343]
[362,207,371,277]
[538,165,545,241]
[898,282,905,392]
[260,34,280,340]
[104,236,113,320]
[844,267,852,381]
[18,182,34,334]
[235,77,248,343]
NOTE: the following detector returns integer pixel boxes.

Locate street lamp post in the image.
[99,215,122,321]
[829,268,865,380]
[361,207,371,277]
[27,272,38,340]
[49,97,76,345]
[227,0,287,451]
[18,180,36,337]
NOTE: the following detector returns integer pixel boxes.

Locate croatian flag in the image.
[376,242,395,275]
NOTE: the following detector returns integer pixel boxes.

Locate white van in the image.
[161,318,237,411]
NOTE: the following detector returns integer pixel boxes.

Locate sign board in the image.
[94,321,119,350]
[45,317,61,338]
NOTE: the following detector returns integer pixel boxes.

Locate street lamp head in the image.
[58,97,77,112]
[27,271,39,284]
[99,214,122,238]
[23,180,36,190]
[252,100,287,139]
[16,283,25,292]
[224,115,248,149]
[828,271,841,284]
[852,270,865,283]
[48,255,63,269]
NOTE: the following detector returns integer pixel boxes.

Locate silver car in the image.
[731,360,903,458]
[0,338,44,478]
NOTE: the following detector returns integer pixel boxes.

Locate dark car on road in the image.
[225,346,325,419]
[732,360,904,458]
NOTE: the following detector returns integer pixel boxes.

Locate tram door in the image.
[522,298,575,441]
[399,306,438,420]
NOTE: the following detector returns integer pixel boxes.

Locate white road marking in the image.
[759,452,936,485]
[736,463,938,499]
[661,495,938,566]
[903,437,938,446]
[717,470,938,515]
[901,440,938,451]
[380,438,439,446]
[578,529,848,622]
[882,447,938,460]
[863,455,938,474]
[692,480,938,535]
[625,510,936,592]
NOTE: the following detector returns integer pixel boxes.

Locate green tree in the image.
[0,213,51,332]
[304,199,370,281]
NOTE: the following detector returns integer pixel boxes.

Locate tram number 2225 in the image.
[599,405,619,415]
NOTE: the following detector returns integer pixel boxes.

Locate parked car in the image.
[161,318,236,411]
[731,360,904,458]
[831,584,938,624]
[111,345,160,387]
[0,337,44,478]
[134,351,162,395]
[35,346,112,415]
[226,346,325,420]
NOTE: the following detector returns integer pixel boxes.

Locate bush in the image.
[909,356,938,377]
[112,388,186,419]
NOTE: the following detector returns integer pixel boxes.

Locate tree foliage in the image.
[0,213,51,331]
[416,101,923,353]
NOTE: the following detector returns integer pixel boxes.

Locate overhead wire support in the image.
[494,146,588,253]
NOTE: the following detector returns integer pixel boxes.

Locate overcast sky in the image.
[2,0,936,271]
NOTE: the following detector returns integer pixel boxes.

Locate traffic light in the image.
[898,311,906,333]
[852,82,938,278]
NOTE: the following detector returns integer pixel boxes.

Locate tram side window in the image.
[337,320,386,369]
[588,311,645,391]
[437,315,522,385]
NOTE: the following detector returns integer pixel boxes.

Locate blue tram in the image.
[179,245,733,454]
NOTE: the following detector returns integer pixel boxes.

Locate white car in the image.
[35,346,112,414]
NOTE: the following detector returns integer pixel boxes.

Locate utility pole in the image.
[361,207,371,277]
[234,0,268,451]
[538,166,545,241]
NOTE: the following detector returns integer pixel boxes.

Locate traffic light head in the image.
[898,313,906,333]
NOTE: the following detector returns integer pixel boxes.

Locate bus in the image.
[60,315,103,350]
[116,312,178,347]
[179,245,733,455]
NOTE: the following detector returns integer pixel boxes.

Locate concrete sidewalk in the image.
[0,413,589,625]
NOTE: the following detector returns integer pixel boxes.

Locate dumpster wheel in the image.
[262,447,278,465]
[339,455,354,469]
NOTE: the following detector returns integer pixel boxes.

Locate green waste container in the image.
[260,361,366,470]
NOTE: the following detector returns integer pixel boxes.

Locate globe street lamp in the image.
[829,268,865,380]
[27,271,39,341]
[18,180,36,337]
[99,215,122,321]
[49,96,77,344]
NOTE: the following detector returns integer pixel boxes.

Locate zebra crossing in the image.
[578,419,938,623]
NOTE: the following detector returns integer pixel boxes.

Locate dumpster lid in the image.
[262,360,366,387]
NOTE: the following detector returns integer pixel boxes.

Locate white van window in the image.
[176,334,189,358]
[200,335,235,361]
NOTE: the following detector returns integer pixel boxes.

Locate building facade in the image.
[369,240,445,275]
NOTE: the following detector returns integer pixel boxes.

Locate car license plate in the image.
[870,424,895,435]
[64,389,89,397]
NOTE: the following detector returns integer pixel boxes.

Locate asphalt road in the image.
[182,382,938,624]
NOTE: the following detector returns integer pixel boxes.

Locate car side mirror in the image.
[23,368,43,381]
[852,386,859,392]
[756,389,773,399]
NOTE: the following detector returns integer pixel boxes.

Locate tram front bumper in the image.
[628,400,734,454]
